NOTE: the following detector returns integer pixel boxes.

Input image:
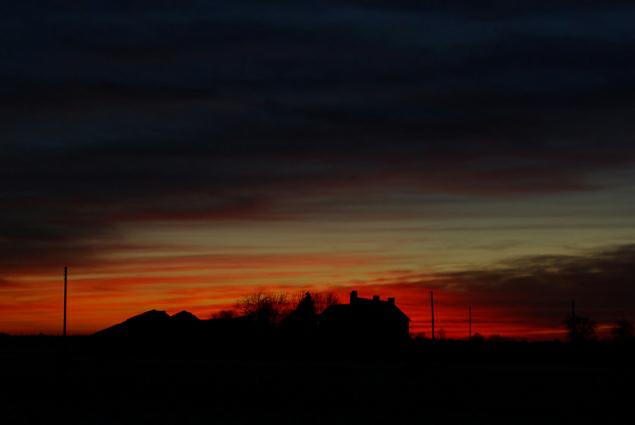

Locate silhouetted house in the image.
[319,291,410,343]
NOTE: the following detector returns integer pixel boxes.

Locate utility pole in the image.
[468,304,472,339]
[63,266,68,337]
[430,290,435,341]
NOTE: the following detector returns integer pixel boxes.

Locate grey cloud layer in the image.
[377,244,635,327]
[2,1,635,269]
[441,244,635,325]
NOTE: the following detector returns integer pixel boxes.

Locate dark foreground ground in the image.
[1,336,633,425]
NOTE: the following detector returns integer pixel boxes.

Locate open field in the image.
[1,337,633,425]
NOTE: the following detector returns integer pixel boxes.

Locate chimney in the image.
[387,297,395,305]
[350,290,358,304]
[372,295,380,302]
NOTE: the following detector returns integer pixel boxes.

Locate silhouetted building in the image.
[319,291,410,343]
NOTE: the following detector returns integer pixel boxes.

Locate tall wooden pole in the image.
[430,290,435,341]
[63,266,68,337]
[468,304,472,339]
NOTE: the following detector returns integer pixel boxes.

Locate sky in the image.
[2,1,635,338]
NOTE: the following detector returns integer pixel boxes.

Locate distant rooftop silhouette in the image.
[94,309,199,337]
[94,291,410,345]
[319,290,410,342]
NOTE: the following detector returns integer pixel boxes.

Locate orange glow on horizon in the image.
[1,267,572,339]
[3,241,624,340]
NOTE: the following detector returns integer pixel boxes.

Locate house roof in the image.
[321,300,410,322]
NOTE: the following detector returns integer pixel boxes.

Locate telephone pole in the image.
[430,290,435,341]
[63,266,68,337]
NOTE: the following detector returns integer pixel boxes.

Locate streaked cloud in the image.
[2,1,635,335]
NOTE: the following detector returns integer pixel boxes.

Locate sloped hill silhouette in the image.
[170,310,199,322]
[94,309,199,337]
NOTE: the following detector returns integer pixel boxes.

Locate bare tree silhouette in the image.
[237,292,292,327]
[310,291,339,314]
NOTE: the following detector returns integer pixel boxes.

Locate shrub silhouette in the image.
[282,292,319,339]
[212,310,237,320]
[469,333,485,343]
[611,319,634,342]
[564,313,597,343]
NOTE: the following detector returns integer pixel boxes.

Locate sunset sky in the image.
[2,1,635,338]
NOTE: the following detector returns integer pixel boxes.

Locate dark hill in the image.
[94,310,199,337]
[171,310,199,322]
